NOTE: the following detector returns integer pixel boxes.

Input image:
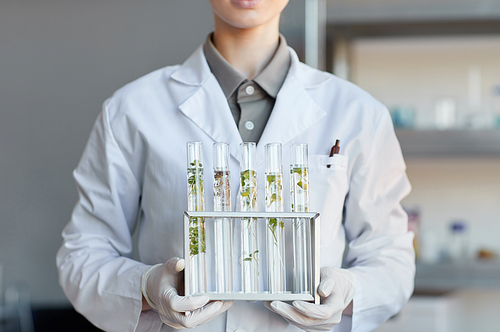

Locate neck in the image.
[212,16,280,79]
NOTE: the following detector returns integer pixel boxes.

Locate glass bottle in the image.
[186,141,207,294]
[449,220,468,263]
[290,144,311,294]
[213,142,233,293]
[265,143,286,293]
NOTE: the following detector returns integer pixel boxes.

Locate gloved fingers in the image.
[263,301,277,313]
[177,301,231,328]
[270,301,319,326]
[323,292,348,312]
[212,301,232,317]
[157,315,184,330]
[166,257,185,274]
[165,288,210,312]
[318,268,335,297]
[292,299,343,320]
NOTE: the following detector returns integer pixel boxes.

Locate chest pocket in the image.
[308,154,349,247]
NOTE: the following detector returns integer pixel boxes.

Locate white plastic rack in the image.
[183,211,321,304]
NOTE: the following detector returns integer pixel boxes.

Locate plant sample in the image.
[240,168,259,271]
[186,141,207,294]
[187,159,206,257]
[265,173,284,245]
[214,170,231,211]
[240,169,257,211]
[243,249,259,262]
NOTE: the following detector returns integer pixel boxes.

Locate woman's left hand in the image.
[265,268,356,332]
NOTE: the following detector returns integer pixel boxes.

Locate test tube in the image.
[186,142,207,294]
[240,142,259,293]
[213,142,233,293]
[290,144,311,294]
[265,143,286,293]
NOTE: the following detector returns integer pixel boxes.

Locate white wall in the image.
[403,158,500,258]
[352,36,500,129]
[351,36,500,259]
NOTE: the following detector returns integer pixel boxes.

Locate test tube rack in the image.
[183,211,321,304]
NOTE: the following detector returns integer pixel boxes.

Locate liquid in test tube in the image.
[186,142,207,294]
[265,143,286,293]
[213,142,233,293]
[240,142,259,293]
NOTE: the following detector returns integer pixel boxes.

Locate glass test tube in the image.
[265,143,286,293]
[186,142,207,294]
[290,144,311,294]
[240,143,259,293]
[213,142,233,293]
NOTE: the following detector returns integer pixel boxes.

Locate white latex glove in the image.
[265,268,355,332]
[141,257,232,329]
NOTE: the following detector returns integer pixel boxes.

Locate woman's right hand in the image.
[141,257,232,329]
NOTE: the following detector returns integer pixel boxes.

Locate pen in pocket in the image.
[327,140,340,168]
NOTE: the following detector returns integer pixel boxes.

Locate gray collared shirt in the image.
[203,33,290,143]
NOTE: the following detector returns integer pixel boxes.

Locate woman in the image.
[57,0,415,331]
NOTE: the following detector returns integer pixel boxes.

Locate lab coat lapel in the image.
[257,53,327,165]
[172,46,243,164]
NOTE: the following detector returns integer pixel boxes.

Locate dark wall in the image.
[0,0,306,306]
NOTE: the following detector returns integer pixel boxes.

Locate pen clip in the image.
[327,140,340,168]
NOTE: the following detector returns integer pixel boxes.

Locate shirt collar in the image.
[253,34,290,98]
[203,33,290,99]
[203,34,246,99]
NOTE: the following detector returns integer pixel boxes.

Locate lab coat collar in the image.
[170,45,211,86]
[172,45,243,164]
[170,45,329,166]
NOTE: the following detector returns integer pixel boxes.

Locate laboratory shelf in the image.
[395,129,500,158]
[414,261,500,293]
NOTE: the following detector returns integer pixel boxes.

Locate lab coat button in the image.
[245,121,255,130]
[235,329,245,332]
[245,85,255,95]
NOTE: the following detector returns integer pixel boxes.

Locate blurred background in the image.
[0,0,499,331]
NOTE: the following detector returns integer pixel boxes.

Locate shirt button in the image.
[245,121,255,131]
[245,85,255,95]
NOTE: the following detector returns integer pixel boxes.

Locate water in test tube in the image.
[240,142,259,293]
[186,142,207,294]
[213,142,233,293]
[265,143,286,293]
[290,144,311,294]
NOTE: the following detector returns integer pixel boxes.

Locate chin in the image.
[227,17,268,30]
[210,0,288,30]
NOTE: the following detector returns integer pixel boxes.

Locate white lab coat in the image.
[57,45,415,332]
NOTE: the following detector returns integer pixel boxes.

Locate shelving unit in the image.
[415,262,500,293]
[396,129,500,158]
